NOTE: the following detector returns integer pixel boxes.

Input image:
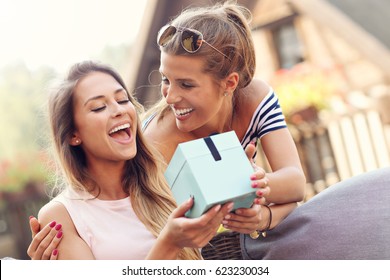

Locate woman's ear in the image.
[223,72,239,95]
[69,135,82,146]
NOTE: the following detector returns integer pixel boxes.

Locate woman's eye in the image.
[118,99,130,105]
[161,76,169,84]
[91,106,106,112]
[181,82,194,89]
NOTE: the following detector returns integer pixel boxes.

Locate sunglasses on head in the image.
[157,25,230,60]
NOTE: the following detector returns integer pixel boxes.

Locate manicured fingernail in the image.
[52,249,58,256]
[251,181,258,188]
[56,231,63,238]
[55,224,62,231]
[227,202,234,211]
[257,190,263,196]
[49,221,56,228]
[224,214,231,220]
[250,175,256,180]
[29,216,34,220]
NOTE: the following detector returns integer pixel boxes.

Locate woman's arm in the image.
[267,203,298,230]
[225,129,304,233]
[261,128,306,203]
[35,202,95,260]
[242,79,306,204]
[221,142,300,234]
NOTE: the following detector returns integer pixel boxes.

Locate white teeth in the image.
[109,123,130,134]
[174,108,194,116]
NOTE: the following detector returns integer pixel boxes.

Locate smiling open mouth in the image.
[109,123,131,140]
[173,107,194,117]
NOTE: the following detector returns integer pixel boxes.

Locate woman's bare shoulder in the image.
[240,78,271,102]
[38,199,72,228]
[236,78,271,117]
[143,113,178,145]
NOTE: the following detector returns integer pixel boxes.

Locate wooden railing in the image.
[256,109,390,200]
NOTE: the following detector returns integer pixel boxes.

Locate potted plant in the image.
[269,62,343,125]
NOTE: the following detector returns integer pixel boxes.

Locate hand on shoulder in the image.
[37,201,95,259]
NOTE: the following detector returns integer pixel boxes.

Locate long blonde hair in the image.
[48,60,201,260]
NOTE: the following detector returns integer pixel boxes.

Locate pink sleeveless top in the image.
[51,188,156,259]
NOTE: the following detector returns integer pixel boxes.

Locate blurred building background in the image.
[1,0,389,259]
[126,0,390,197]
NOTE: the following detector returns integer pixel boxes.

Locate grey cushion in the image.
[241,167,390,259]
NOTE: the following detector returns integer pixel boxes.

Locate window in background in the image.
[272,21,304,69]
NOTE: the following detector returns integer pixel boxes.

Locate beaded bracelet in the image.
[249,204,272,239]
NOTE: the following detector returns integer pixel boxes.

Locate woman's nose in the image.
[164,86,182,104]
[111,103,126,117]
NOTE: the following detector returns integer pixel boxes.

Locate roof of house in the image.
[325,0,390,49]
[288,0,390,77]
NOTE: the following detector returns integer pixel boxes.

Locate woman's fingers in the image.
[244,141,256,161]
[250,167,270,203]
[170,197,194,218]
[197,202,233,226]
[41,230,63,260]
[222,204,262,233]
[168,201,234,248]
[50,249,59,260]
[27,221,62,260]
[29,216,40,238]
[27,221,54,258]
[191,203,233,247]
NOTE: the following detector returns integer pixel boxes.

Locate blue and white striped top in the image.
[240,89,287,154]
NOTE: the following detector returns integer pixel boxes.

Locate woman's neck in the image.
[191,98,235,139]
[86,161,128,200]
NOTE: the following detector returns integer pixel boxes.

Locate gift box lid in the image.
[165,131,242,186]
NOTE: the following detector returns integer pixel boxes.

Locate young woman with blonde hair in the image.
[143,0,306,237]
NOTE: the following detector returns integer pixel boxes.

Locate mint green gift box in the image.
[164,131,256,218]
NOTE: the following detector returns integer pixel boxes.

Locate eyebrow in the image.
[177,78,195,83]
[83,88,126,106]
[160,72,195,83]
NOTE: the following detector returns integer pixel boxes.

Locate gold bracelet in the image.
[249,205,272,239]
